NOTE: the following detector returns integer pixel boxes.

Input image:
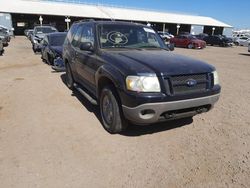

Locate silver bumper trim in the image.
[122,94,220,124]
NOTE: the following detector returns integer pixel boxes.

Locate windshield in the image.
[98,24,164,49]
[50,34,66,46]
[35,27,57,34]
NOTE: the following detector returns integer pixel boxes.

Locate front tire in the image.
[100,85,128,133]
[65,63,74,90]
[187,43,193,49]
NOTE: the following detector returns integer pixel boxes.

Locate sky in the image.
[73,0,250,29]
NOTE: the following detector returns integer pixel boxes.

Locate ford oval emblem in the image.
[186,79,197,87]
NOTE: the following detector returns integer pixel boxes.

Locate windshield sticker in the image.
[143,28,155,33]
[107,31,128,45]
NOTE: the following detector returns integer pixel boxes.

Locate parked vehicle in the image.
[203,35,233,47]
[234,37,250,47]
[63,20,221,133]
[24,29,33,38]
[233,34,250,42]
[0,25,11,42]
[31,26,58,53]
[195,33,209,40]
[248,43,250,52]
[41,32,67,68]
[170,35,206,49]
[0,27,9,47]
[27,30,34,41]
[158,31,174,41]
[0,39,4,55]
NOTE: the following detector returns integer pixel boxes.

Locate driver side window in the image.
[72,26,82,48]
[80,25,95,46]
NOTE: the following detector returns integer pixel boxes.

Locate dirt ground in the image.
[0,37,250,188]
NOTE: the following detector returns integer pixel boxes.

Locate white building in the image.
[0,0,233,36]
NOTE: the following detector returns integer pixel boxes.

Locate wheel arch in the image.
[95,65,125,100]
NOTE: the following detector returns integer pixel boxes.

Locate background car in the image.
[203,35,233,47]
[0,39,4,55]
[24,29,33,38]
[0,25,11,42]
[41,32,67,68]
[0,27,9,47]
[27,30,34,41]
[158,31,174,41]
[234,37,250,47]
[170,35,206,49]
[248,43,250,52]
[195,33,209,40]
[31,26,58,53]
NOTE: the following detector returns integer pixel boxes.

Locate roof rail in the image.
[73,19,95,24]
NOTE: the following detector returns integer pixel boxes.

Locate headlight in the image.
[212,71,219,85]
[126,75,160,92]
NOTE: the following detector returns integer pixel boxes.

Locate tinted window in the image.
[80,25,94,46]
[72,26,83,47]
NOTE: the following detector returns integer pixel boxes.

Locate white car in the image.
[235,37,250,47]
[158,31,174,41]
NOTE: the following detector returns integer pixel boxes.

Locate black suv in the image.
[63,21,221,133]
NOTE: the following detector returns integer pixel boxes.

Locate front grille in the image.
[164,73,211,95]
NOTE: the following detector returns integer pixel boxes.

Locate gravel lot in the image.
[0,37,250,188]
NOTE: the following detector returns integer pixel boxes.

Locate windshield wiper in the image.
[138,45,162,49]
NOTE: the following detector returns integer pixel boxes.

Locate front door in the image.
[75,23,98,94]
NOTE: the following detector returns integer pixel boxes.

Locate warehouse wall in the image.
[190,25,203,35]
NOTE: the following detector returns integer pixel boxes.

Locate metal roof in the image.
[0,0,233,28]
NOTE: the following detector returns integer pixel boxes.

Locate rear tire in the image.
[100,85,128,133]
[65,63,74,90]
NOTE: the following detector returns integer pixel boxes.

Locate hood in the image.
[35,33,46,40]
[50,46,63,56]
[102,49,214,76]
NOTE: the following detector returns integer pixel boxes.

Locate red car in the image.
[170,35,206,49]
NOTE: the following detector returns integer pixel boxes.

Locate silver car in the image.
[235,37,250,47]
[31,26,58,53]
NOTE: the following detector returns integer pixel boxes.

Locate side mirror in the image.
[166,43,175,51]
[80,42,93,51]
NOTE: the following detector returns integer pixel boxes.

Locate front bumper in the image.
[122,94,220,124]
